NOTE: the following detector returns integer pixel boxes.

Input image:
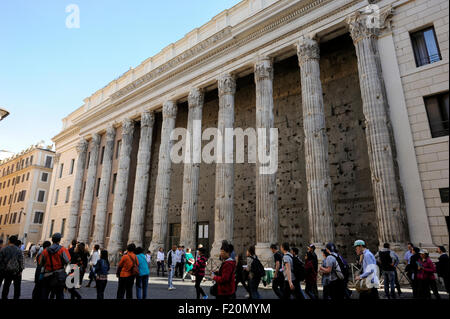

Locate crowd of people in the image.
[0,234,448,300]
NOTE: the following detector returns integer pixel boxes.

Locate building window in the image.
[59,164,64,178]
[4,214,7,225]
[411,26,442,67]
[65,186,71,203]
[439,188,449,203]
[116,140,122,159]
[424,92,449,138]
[12,178,15,186]
[45,156,53,168]
[111,173,117,194]
[86,152,90,169]
[18,190,26,202]
[18,211,22,223]
[54,189,59,205]
[12,212,17,224]
[49,220,55,237]
[37,190,45,202]
[7,180,10,187]
[69,158,75,175]
[41,172,49,182]
[26,172,29,181]
[2,196,6,206]
[30,155,33,165]
[33,211,44,224]
[21,174,24,182]
[0,215,2,224]
[100,146,105,164]
[96,178,101,197]
[13,193,17,203]
[61,218,66,237]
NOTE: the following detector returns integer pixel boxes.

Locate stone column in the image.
[347,8,408,250]
[180,88,204,250]
[254,58,278,265]
[92,125,116,248]
[78,133,101,243]
[128,111,155,247]
[64,138,88,246]
[210,74,236,260]
[297,37,335,248]
[148,101,178,254]
[107,118,135,260]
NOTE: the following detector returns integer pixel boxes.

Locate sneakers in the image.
[203,295,209,299]
[168,286,176,291]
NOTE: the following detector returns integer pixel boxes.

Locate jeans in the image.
[383,270,396,298]
[96,279,107,300]
[305,281,318,299]
[157,261,165,276]
[248,277,261,299]
[195,275,206,299]
[117,276,135,299]
[282,280,304,299]
[324,279,345,300]
[42,276,64,300]
[136,275,149,299]
[1,273,21,299]
[272,273,284,299]
[68,287,82,299]
[168,266,175,288]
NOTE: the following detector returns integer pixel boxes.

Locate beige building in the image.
[0,144,55,246]
[42,0,448,263]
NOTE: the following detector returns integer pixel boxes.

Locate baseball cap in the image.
[354,239,366,247]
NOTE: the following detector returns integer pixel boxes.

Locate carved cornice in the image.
[346,5,394,43]
[218,74,236,96]
[188,88,204,109]
[297,37,320,65]
[162,101,177,119]
[106,124,116,141]
[141,111,155,127]
[254,57,273,82]
[76,138,88,154]
[121,118,135,136]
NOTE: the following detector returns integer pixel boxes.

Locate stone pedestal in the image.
[180,88,204,250]
[210,74,236,261]
[297,37,335,246]
[64,138,88,246]
[148,101,178,255]
[107,118,135,262]
[78,133,101,243]
[347,9,408,249]
[92,125,116,248]
[254,58,278,266]
[128,111,155,247]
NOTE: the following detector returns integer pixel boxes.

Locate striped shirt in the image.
[193,255,208,277]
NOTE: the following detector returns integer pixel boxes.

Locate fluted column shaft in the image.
[210,74,236,260]
[254,58,278,263]
[149,101,178,254]
[78,134,101,243]
[297,38,335,247]
[92,125,116,248]
[107,119,135,259]
[64,138,88,245]
[347,9,408,249]
[180,89,204,250]
[128,111,155,247]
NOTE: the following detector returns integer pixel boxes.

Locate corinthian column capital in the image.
[162,101,177,119]
[346,6,394,43]
[297,37,320,66]
[188,88,204,109]
[121,118,135,136]
[254,57,273,81]
[76,138,88,154]
[218,74,236,96]
[141,111,155,127]
[91,133,101,146]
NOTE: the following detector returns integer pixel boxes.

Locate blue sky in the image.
[0,0,241,155]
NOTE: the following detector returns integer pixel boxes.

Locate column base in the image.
[255,243,275,268]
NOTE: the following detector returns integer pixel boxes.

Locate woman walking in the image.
[94,250,110,300]
[245,246,262,299]
[304,251,318,299]
[192,247,208,299]
[183,248,195,281]
[135,247,150,299]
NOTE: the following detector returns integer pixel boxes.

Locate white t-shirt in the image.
[157,251,165,262]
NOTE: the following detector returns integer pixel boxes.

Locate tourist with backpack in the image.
[212,241,236,300]
[280,242,302,299]
[135,246,150,299]
[39,233,71,300]
[270,244,284,298]
[0,235,24,299]
[354,239,380,299]
[319,243,345,300]
[94,250,110,300]
[375,242,398,299]
[116,243,139,299]
[245,246,264,299]
[291,247,307,299]
[32,240,51,300]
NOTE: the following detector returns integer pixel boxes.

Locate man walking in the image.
[376,243,398,299]
[0,236,24,299]
[354,239,379,299]
[157,247,165,277]
[167,245,177,290]
[270,244,284,298]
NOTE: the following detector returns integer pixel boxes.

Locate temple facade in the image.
[41,0,449,264]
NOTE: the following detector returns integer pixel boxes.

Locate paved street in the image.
[2,260,448,300]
